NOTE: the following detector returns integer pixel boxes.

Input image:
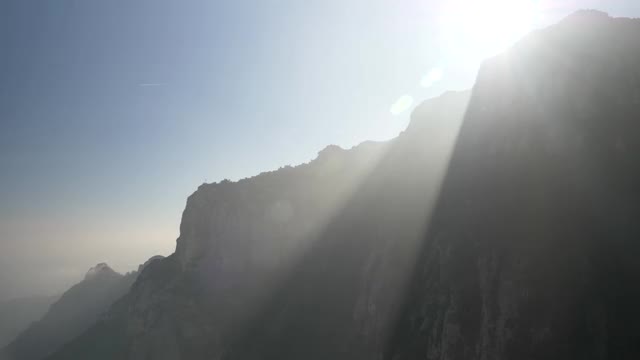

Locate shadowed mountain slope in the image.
[387,10,640,360]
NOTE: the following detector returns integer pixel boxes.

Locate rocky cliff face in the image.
[45,89,470,360]
[44,10,640,360]
[1,258,162,360]
[387,10,640,360]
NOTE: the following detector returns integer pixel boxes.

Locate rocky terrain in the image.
[6,10,638,360]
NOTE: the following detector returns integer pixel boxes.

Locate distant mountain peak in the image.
[84,263,118,280]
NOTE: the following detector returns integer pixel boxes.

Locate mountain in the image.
[387,10,640,360]
[0,296,58,348]
[43,88,470,359]
[41,10,640,360]
[0,258,163,360]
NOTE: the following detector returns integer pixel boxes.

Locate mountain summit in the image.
[84,263,118,281]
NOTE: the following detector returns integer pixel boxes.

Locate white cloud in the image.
[390,95,414,116]
[420,68,444,88]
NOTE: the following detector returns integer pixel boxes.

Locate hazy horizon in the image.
[2,0,639,301]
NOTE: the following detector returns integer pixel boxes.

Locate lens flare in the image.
[390,95,414,116]
[421,68,444,88]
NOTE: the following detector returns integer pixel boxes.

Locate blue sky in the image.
[1,0,638,299]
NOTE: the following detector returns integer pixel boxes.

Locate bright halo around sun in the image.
[439,0,541,58]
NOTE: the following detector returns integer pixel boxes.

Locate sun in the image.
[439,0,541,58]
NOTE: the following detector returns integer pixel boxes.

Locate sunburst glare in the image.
[439,0,541,58]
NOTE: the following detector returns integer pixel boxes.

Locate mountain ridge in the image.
[44,84,471,359]
[19,9,640,360]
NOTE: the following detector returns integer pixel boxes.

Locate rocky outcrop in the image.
[387,11,640,360]
[137,256,165,273]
